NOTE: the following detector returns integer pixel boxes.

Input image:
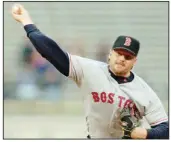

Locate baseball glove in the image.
[120,106,142,139]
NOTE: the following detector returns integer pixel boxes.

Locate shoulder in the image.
[133,72,150,88]
[132,72,158,96]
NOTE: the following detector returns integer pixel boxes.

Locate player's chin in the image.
[114,68,126,75]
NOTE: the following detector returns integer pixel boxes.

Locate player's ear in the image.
[109,49,112,57]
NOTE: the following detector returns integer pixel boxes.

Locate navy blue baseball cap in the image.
[112,36,140,56]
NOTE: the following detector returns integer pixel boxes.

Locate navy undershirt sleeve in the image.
[147,122,169,139]
[24,24,69,77]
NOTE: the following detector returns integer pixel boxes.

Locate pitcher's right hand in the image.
[11,3,33,26]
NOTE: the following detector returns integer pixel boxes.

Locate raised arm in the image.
[11,4,69,76]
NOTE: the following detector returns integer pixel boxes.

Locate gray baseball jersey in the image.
[68,54,168,138]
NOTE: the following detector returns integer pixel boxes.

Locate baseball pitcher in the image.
[11,4,169,139]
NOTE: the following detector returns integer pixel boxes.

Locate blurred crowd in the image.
[4,38,111,101]
[5,39,63,100]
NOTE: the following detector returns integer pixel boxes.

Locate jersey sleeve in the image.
[67,53,104,87]
[144,86,168,127]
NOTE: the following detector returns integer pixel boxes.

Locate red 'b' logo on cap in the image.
[124,37,132,46]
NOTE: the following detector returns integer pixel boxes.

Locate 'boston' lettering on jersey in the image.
[91,91,135,108]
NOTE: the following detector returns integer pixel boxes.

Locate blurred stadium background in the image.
[4,1,168,139]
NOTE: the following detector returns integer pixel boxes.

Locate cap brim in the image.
[114,47,136,56]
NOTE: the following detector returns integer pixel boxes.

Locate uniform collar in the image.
[109,69,134,84]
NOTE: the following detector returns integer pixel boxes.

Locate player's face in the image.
[108,49,137,77]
